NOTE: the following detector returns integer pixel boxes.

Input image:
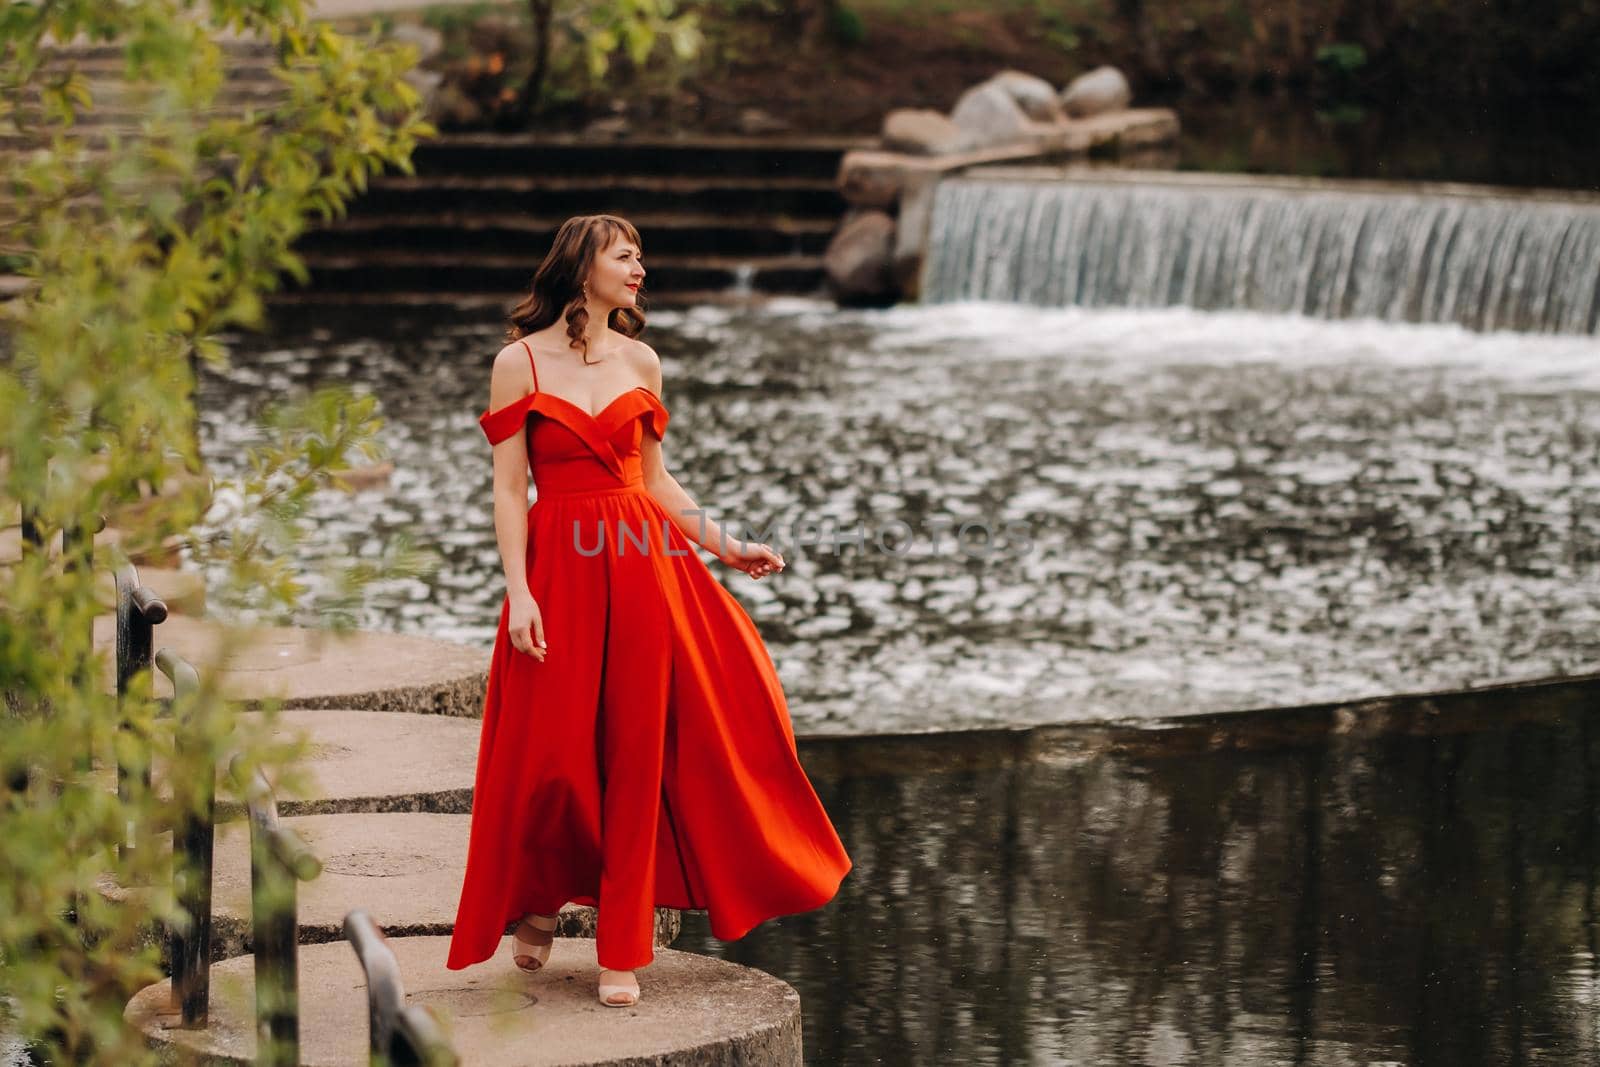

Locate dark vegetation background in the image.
[357,0,1600,187]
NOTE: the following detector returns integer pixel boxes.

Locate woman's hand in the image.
[508,591,547,660]
[719,538,785,580]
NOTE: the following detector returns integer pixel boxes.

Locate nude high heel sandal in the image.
[512,913,558,972]
[598,968,639,1007]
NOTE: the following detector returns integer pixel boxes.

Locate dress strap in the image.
[518,338,540,392]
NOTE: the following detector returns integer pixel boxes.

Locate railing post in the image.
[113,555,169,869]
[231,753,322,1067]
[344,909,459,1067]
[19,503,42,555]
[155,648,213,1029]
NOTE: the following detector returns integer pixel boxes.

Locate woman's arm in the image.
[642,440,735,558]
[487,344,547,657]
[634,344,782,578]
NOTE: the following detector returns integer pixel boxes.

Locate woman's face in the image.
[586,233,645,310]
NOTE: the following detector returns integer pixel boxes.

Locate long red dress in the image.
[445,339,852,973]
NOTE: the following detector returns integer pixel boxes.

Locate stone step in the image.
[347,172,848,218]
[90,614,488,715]
[291,250,826,296]
[297,211,837,257]
[246,708,479,815]
[89,708,479,819]
[34,34,276,60]
[2,100,282,133]
[96,812,681,963]
[262,287,788,312]
[124,935,803,1065]
[30,50,279,75]
[7,78,287,107]
[409,132,868,180]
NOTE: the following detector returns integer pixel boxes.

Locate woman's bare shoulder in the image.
[495,334,535,359]
[488,339,535,407]
[623,335,663,392]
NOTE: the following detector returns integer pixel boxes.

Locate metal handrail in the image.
[155,647,212,1029]
[233,754,322,1067]
[344,909,460,1067]
[112,551,168,866]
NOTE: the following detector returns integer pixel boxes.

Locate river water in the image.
[199,298,1600,735]
[684,679,1600,1065]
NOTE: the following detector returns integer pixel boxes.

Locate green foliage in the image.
[831,4,865,47]
[1038,10,1083,57]
[1314,102,1367,125]
[1315,42,1367,75]
[0,0,441,1061]
[418,0,509,63]
[569,0,704,82]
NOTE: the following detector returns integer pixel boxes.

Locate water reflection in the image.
[201,300,1600,733]
[676,681,1600,1065]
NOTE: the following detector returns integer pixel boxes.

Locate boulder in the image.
[991,69,1067,123]
[824,210,897,305]
[949,81,1045,151]
[1060,65,1132,118]
[882,108,965,155]
[892,173,941,299]
[837,152,907,209]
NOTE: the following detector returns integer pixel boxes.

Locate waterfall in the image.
[919,172,1600,334]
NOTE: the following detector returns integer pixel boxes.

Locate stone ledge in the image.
[88,708,479,819]
[90,613,489,716]
[838,106,1180,209]
[125,935,802,1066]
[245,708,481,816]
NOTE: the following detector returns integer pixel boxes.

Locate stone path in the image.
[91,613,489,715]
[125,937,803,1066]
[87,598,800,1060]
[244,708,480,814]
[101,813,681,964]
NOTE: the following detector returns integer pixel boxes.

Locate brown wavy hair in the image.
[504,215,648,362]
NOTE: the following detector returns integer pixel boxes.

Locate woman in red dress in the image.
[444,214,853,1007]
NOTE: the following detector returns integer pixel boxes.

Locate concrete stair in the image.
[91,613,490,716]
[0,38,285,152]
[5,31,871,309]
[62,526,794,1060]
[277,133,869,306]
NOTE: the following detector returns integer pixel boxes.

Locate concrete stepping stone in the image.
[88,708,478,818]
[125,936,802,1066]
[244,708,479,816]
[90,613,488,716]
[96,812,680,962]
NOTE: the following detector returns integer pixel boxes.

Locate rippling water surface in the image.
[198,300,1600,733]
[688,683,1600,1065]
